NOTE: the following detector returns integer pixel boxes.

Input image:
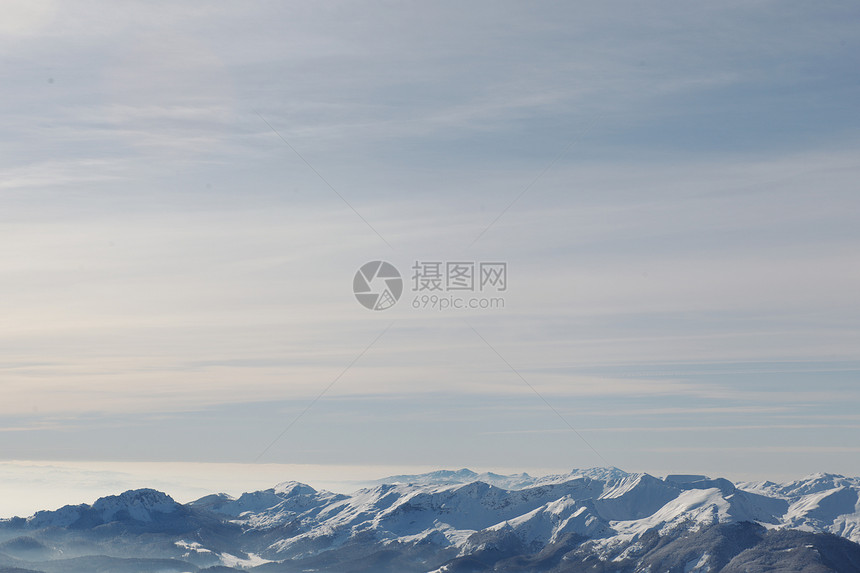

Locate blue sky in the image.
[1,1,859,514]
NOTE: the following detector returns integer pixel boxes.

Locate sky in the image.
[1,1,860,517]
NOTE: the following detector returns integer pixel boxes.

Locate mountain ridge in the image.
[2,468,860,572]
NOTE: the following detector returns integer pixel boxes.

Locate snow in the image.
[175,540,212,556]
[219,551,272,568]
[684,552,711,572]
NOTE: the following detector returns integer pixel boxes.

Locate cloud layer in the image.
[1,1,859,485]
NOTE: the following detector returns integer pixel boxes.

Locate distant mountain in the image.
[369,467,631,490]
[2,469,860,572]
[26,489,179,529]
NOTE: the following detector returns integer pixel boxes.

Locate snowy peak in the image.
[776,473,858,497]
[191,481,320,518]
[91,489,179,522]
[27,489,180,529]
[567,466,631,482]
[273,481,317,497]
[195,481,347,530]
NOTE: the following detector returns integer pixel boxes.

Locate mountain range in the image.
[2,468,860,572]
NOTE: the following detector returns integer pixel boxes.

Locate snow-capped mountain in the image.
[26,489,180,529]
[2,469,860,572]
